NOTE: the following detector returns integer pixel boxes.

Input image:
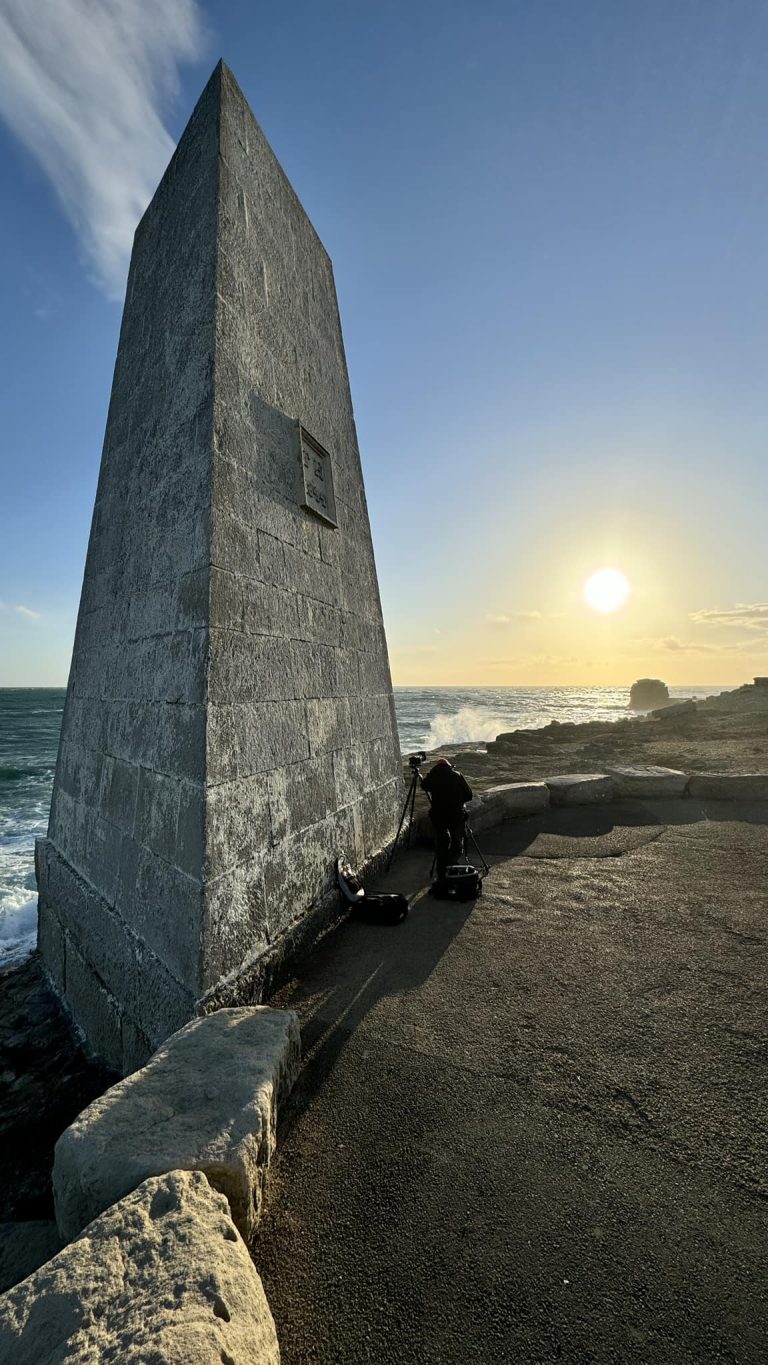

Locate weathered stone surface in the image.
[0,1171,279,1364]
[546,774,615,805]
[605,765,688,798]
[687,773,768,801]
[39,61,401,1066]
[53,1007,300,1242]
[470,782,550,831]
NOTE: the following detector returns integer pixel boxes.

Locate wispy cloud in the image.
[0,601,41,619]
[485,611,542,626]
[630,634,768,656]
[0,0,205,298]
[689,603,768,632]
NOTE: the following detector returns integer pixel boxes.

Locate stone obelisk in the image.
[37,62,402,1073]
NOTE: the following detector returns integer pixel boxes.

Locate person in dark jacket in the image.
[420,758,473,879]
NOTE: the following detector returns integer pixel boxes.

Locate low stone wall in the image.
[0,1170,280,1364]
[0,1005,299,1361]
[407,763,768,848]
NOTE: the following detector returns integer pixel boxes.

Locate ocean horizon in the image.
[0,682,735,969]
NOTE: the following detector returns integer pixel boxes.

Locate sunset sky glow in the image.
[1,0,767,687]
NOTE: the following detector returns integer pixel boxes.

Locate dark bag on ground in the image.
[337,855,409,925]
[430,863,483,902]
[351,892,409,925]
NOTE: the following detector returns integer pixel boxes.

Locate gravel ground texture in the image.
[257,797,768,1365]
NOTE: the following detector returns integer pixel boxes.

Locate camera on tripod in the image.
[408,751,426,770]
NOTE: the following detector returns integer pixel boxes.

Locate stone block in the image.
[360,779,401,861]
[98,754,139,832]
[469,781,550,831]
[36,902,65,996]
[687,773,768,801]
[208,629,294,703]
[546,773,615,806]
[267,755,336,843]
[64,937,123,1072]
[306,696,352,754]
[133,765,180,862]
[0,1171,279,1364]
[207,700,310,781]
[116,840,201,987]
[205,774,271,878]
[53,1008,300,1243]
[605,765,688,798]
[201,860,268,987]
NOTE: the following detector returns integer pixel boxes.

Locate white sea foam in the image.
[425,706,504,748]
[0,894,38,967]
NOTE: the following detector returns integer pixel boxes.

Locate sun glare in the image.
[583,567,631,613]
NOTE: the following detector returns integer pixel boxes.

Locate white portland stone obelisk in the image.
[36,62,402,1073]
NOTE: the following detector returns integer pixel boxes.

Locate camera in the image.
[408,751,427,769]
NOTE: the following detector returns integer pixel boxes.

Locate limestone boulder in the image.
[687,773,768,801]
[54,1006,300,1243]
[0,1170,279,1364]
[470,782,550,831]
[605,765,688,798]
[546,774,615,806]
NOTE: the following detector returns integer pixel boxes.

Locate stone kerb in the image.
[53,1006,300,1243]
[546,774,616,806]
[0,1170,279,1365]
[605,765,688,798]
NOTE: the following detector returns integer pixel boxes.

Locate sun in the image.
[583,567,631,613]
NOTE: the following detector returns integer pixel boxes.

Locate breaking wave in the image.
[0,895,39,968]
[425,706,503,749]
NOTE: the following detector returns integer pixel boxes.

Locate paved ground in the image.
[257,799,768,1365]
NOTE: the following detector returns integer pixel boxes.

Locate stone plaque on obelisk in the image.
[36,62,402,1073]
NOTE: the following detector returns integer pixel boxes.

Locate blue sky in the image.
[2,0,768,685]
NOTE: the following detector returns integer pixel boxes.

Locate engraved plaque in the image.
[299,424,337,527]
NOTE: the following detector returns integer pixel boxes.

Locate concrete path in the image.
[257,799,767,1364]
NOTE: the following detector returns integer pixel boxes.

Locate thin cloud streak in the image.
[0,0,205,298]
[0,601,41,619]
[690,603,768,631]
[485,611,543,626]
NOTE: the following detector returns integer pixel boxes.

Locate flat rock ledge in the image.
[546,774,615,806]
[0,1169,279,1365]
[605,765,688,798]
[687,773,768,801]
[54,1006,300,1243]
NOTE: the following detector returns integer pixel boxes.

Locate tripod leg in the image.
[466,825,490,875]
[404,768,419,851]
[387,770,419,871]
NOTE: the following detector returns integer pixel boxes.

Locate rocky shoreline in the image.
[418,680,768,794]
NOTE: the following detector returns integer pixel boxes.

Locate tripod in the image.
[387,761,421,872]
[429,816,490,879]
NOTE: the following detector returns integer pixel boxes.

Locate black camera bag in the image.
[351,893,409,925]
[431,864,483,902]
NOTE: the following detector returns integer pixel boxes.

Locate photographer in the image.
[420,758,474,881]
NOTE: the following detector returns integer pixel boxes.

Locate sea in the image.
[0,682,730,970]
